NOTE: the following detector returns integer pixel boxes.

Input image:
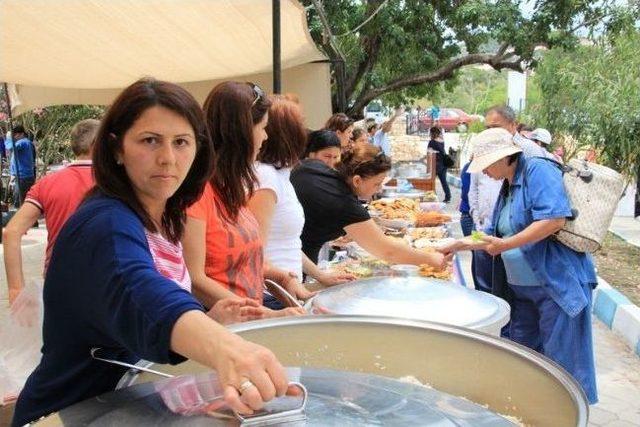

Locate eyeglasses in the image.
[249,83,265,107]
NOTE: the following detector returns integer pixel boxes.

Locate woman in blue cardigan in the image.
[12,79,289,426]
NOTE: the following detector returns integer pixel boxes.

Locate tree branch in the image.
[336,0,389,37]
[346,53,523,117]
[344,1,385,101]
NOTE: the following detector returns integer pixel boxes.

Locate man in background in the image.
[6,125,36,207]
[3,119,99,305]
[370,108,403,157]
[530,128,563,162]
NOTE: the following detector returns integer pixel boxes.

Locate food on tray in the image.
[360,256,390,269]
[413,237,454,250]
[415,211,451,227]
[369,198,420,221]
[407,227,447,241]
[423,191,438,202]
[418,264,453,280]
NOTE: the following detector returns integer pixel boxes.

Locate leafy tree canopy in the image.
[531,24,640,179]
[304,0,631,118]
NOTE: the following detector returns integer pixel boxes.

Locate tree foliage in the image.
[303,0,625,119]
[531,28,640,179]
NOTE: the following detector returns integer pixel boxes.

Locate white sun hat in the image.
[468,128,523,173]
[530,128,552,145]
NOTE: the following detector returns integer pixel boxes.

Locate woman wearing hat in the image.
[444,127,598,404]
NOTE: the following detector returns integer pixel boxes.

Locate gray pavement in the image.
[610,216,640,248]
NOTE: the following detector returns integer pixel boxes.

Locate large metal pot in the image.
[305,277,510,336]
[120,316,588,426]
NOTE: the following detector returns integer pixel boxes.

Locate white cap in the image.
[530,128,552,145]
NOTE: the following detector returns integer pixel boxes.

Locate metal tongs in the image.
[264,279,305,309]
[90,348,308,426]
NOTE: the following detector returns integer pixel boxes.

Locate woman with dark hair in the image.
[324,113,354,149]
[428,126,451,203]
[183,82,308,315]
[247,97,354,295]
[350,127,369,150]
[291,145,447,268]
[11,78,288,427]
[305,129,341,169]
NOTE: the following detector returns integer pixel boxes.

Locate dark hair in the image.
[507,152,521,165]
[305,130,341,156]
[485,105,516,123]
[70,119,100,156]
[11,124,26,135]
[90,78,213,243]
[204,81,271,220]
[351,127,368,141]
[324,113,354,133]
[366,122,378,133]
[516,123,534,133]
[258,95,307,169]
[429,126,442,139]
[336,144,392,179]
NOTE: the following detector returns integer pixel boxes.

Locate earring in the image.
[116,159,123,165]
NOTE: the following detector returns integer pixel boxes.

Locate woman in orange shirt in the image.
[183,82,309,318]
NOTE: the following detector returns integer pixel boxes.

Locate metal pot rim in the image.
[228,314,589,425]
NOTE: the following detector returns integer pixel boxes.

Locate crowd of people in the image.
[2,78,446,426]
[2,80,597,425]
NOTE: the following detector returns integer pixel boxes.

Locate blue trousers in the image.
[471,249,493,294]
[508,283,598,404]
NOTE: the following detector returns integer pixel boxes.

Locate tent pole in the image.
[272,0,281,94]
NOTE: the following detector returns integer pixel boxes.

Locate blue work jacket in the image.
[486,156,598,317]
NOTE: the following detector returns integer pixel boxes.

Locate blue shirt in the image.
[372,130,392,156]
[497,193,541,286]
[486,156,597,316]
[6,136,35,178]
[459,162,471,214]
[12,195,204,427]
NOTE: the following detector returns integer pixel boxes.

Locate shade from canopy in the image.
[1,0,332,128]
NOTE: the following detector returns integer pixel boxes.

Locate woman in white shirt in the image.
[247,96,355,308]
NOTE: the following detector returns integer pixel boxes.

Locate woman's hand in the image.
[207,298,265,325]
[282,275,316,301]
[214,330,289,414]
[316,271,356,287]
[481,235,510,256]
[263,306,306,318]
[436,240,470,256]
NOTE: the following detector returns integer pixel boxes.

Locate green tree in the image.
[304,0,623,118]
[532,28,640,179]
[14,105,104,176]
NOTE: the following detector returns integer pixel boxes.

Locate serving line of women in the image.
[292,144,448,269]
[247,96,355,302]
[181,82,307,318]
[11,79,289,426]
[440,128,598,404]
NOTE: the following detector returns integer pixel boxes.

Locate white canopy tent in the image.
[0,0,332,128]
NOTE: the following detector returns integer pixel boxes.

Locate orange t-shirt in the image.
[186,183,264,300]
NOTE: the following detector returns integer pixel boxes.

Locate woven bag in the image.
[548,158,624,253]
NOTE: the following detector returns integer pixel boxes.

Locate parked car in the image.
[419,107,478,132]
[364,101,388,124]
